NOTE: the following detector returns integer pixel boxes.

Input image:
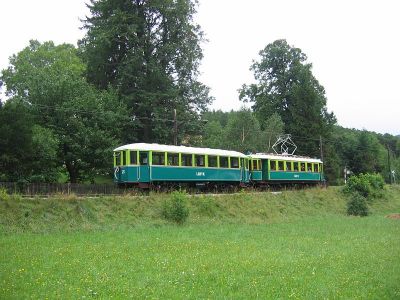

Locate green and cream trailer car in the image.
[249,153,324,186]
[113,143,250,188]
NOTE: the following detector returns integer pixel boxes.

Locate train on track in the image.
[113,143,324,190]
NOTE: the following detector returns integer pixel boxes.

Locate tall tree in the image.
[1,40,126,183]
[80,0,212,144]
[239,39,336,157]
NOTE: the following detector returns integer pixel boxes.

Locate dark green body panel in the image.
[151,166,245,182]
[114,166,250,183]
[251,171,263,181]
[269,171,321,181]
[261,160,269,180]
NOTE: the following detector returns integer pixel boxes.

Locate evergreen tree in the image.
[80,0,212,143]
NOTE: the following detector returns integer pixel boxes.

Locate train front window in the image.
[122,151,127,165]
[231,157,239,168]
[115,152,121,166]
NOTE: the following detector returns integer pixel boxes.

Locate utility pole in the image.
[319,135,324,163]
[173,109,178,146]
[387,145,392,184]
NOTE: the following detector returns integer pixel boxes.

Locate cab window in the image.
[195,155,205,167]
[167,153,179,166]
[220,156,229,168]
[115,152,121,166]
[182,154,193,166]
[130,151,137,165]
[122,151,127,165]
[208,155,218,167]
[230,157,239,168]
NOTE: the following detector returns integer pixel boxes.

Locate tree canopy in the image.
[80,0,213,144]
[1,40,126,183]
[240,39,336,157]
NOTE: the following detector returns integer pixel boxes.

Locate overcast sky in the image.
[0,0,399,135]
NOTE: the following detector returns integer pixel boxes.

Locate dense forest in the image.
[0,0,399,184]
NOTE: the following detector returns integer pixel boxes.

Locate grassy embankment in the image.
[0,186,400,298]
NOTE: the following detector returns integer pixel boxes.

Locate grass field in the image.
[1,186,400,298]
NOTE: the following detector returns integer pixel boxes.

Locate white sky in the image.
[0,0,399,135]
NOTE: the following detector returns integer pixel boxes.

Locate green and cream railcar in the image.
[113,143,250,188]
[249,153,324,185]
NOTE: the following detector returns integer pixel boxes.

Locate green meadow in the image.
[1,187,400,299]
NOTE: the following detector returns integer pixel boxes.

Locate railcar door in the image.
[138,151,150,183]
[240,158,247,183]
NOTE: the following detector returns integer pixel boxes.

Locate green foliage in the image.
[1,40,126,183]
[240,39,336,157]
[0,188,10,202]
[223,108,266,152]
[346,193,369,216]
[80,0,212,143]
[0,102,59,182]
[344,173,385,199]
[162,191,189,224]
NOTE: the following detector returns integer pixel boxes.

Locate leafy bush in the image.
[0,188,10,201]
[162,191,189,224]
[347,193,369,216]
[344,173,385,198]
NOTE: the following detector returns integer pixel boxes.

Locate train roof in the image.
[114,143,248,158]
[249,153,323,163]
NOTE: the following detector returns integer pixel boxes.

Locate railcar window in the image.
[167,153,179,166]
[293,162,299,171]
[220,156,229,168]
[277,161,284,171]
[208,155,218,167]
[115,152,121,166]
[122,151,127,165]
[152,152,165,165]
[270,160,276,171]
[252,160,257,170]
[182,154,193,167]
[285,161,292,171]
[130,151,137,165]
[300,162,306,171]
[231,157,239,168]
[195,155,205,167]
[139,152,148,165]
